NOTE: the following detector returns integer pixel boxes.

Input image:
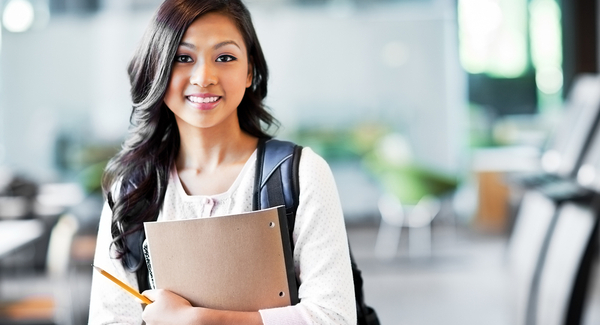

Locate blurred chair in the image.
[374,193,404,260]
[507,191,599,325]
[507,75,600,325]
[504,74,600,325]
[0,214,79,325]
[513,74,600,188]
[375,193,441,259]
[534,203,598,325]
[507,190,559,325]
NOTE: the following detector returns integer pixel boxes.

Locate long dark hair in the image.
[102,0,276,271]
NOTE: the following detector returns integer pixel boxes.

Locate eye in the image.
[175,55,193,63]
[216,55,237,62]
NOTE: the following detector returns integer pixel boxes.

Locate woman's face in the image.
[164,12,252,133]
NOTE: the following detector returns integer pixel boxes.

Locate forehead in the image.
[181,12,246,49]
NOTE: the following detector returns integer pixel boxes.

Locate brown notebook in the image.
[143,206,297,311]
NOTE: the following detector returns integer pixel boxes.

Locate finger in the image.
[142,289,158,301]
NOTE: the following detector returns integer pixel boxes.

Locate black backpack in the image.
[254,138,380,325]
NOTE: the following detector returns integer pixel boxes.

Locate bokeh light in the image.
[2,0,35,33]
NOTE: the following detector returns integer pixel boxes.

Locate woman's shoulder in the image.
[299,146,327,166]
[261,139,333,183]
[298,146,335,181]
[263,138,329,172]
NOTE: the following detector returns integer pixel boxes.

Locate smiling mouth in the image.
[187,96,221,103]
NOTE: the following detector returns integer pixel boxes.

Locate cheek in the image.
[163,85,175,108]
[227,70,251,94]
[164,74,187,105]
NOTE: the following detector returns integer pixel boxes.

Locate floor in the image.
[349,222,600,325]
[347,224,514,325]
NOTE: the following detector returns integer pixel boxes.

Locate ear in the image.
[246,61,253,88]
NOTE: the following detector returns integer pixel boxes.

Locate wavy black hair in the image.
[102,0,276,275]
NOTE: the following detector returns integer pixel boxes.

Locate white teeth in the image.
[188,96,219,103]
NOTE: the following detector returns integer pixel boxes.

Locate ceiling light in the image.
[3,0,35,33]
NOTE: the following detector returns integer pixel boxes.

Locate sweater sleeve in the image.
[88,201,144,325]
[259,147,357,325]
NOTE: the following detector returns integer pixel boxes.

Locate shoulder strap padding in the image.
[254,138,301,215]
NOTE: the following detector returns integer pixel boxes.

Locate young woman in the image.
[88,0,356,324]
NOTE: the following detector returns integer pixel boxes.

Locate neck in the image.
[176,121,258,172]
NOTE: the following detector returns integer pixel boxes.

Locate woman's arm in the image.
[88,201,145,325]
[142,289,263,325]
[258,147,357,324]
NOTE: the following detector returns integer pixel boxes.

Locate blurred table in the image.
[0,220,44,259]
[0,219,45,307]
[0,219,58,324]
[472,146,541,233]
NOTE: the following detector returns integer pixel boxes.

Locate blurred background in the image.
[0,0,600,324]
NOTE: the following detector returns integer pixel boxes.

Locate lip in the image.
[186,93,222,111]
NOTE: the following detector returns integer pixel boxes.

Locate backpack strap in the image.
[253,138,302,244]
[253,138,302,305]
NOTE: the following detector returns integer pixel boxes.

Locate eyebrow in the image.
[178,40,241,51]
[179,41,197,50]
[214,40,241,50]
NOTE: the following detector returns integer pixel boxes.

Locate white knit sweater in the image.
[88,147,356,325]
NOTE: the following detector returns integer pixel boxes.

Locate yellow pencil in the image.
[92,264,153,305]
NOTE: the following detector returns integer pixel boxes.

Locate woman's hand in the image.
[142,289,200,325]
[141,289,263,325]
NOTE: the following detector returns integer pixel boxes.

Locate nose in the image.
[190,62,217,88]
